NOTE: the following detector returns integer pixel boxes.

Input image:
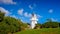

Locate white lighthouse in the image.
[30,13,38,29]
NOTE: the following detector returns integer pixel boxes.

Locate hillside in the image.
[15,28,60,34]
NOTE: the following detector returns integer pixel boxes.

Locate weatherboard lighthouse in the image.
[30,13,38,29]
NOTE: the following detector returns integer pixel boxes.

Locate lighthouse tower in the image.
[30,13,38,29]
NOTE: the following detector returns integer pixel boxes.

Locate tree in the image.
[0,11,5,22]
[42,19,59,28]
[34,23,41,29]
[0,16,23,34]
[20,23,28,30]
[59,23,60,27]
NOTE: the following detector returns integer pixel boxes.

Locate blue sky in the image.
[0,0,60,24]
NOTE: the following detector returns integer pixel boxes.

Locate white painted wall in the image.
[30,14,38,29]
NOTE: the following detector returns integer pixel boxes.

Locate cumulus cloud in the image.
[24,12,32,17]
[49,9,53,13]
[51,18,58,22]
[37,15,43,18]
[0,0,16,4]
[18,9,24,15]
[24,12,28,17]
[29,4,36,10]
[18,9,32,17]
[29,5,33,9]
[10,15,18,19]
[17,8,42,19]
[0,7,11,16]
[24,12,42,18]
[29,13,32,17]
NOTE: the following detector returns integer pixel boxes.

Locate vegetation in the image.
[0,11,60,34]
[41,19,59,28]
[34,23,41,29]
[15,28,60,34]
[20,23,28,30]
[0,17,22,34]
[0,11,5,22]
[42,22,59,28]
[0,11,26,34]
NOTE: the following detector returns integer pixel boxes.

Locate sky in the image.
[0,0,60,24]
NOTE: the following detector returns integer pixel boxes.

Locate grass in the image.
[15,28,60,34]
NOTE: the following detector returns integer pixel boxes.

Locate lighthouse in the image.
[30,13,38,29]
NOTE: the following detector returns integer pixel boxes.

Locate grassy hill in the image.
[15,28,60,34]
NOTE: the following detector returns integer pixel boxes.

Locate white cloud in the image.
[51,18,58,22]
[29,4,36,10]
[20,17,26,23]
[18,9,24,15]
[17,9,31,17]
[29,5,33,9]
[29,13,32,17]
[24,12,42,19]
[49,9,53,13]
[10,15,18,19]
[0,0,16,4]
[17,8,42,19]
[24,12,32,17]
[37,14,43,18]
[0,7,11,16]
[24,12,28,17]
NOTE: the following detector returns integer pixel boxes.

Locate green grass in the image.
[15,28,60,34]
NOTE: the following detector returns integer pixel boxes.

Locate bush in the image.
[0,16,22,34]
